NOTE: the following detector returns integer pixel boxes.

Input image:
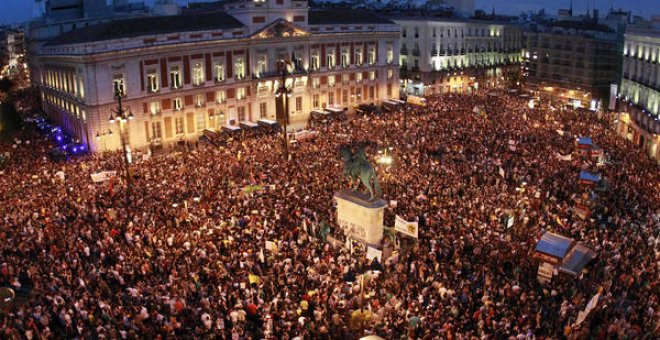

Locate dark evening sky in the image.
[1,0,659,26]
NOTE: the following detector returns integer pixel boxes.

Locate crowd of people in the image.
[0,89,658,339]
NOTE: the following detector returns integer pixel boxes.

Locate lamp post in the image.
[377,147,394,193]
[108,89,134,204]
[275,59,292,158]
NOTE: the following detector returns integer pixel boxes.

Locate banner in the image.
[574,292,601,327]
[366,246,383,261]
[90,170,117,183]
[406,95,427,107]
[395,215,418,238]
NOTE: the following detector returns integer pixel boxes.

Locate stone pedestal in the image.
[334,189,386,246]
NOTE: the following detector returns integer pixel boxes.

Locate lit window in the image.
[356,72,363,82]
[170,66,181,89]
[257,55,267,77]
[259,102,267,118]
[215,63,225,82]
[387,69,393,80]
[113,74,125,96]
[312,94,319,108]
[328,75,335,87]
[368,47,375,65]
[342,73,350,84]
[235,57,245,80]
[341,48,349,67]
[310,51,320,71]
[193,63,204,86]
[195,94,205,107]
[295,97,302,111]
[369,71,375,81]
[312,77,320,88]
[326,52,335,69]
[355,48,363,66]
[216,90,226,103]
[196,112,206,131]
[149,101,160,115]
[237,87,246,100]
[147,69,158,93]
[175,117,184,134]
[173,98,182,111]
[386,46,394,64]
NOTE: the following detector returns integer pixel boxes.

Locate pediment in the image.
[251,19,309,39]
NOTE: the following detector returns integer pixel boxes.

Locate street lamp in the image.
[377,147,394,193]
[275,59,293,158]
[108,88,134,204]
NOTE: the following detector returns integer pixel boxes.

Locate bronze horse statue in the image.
[339,144,382,200]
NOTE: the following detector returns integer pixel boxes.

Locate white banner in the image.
[90,170,117,183]
[366,246,383,261]
[395,215,419,238]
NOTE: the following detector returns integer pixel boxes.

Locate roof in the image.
[550,20,615,34]
[308,10,394,25]
[47,12,244,46]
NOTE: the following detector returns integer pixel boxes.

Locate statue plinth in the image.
[334,189,386,246]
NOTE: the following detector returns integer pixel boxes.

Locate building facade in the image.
[30,0,400,153]
[523,20,623,108]
[392,16,522,96]
[617,28,660,163]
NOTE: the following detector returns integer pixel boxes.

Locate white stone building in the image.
[30,0,400,152]
[392,15,522,95]
[617,28,660,162]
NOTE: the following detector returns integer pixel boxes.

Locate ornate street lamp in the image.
[275,59,293,158]
[108,88,134,204]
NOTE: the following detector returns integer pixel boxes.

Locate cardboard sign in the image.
[366,246,382,261]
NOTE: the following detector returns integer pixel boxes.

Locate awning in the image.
[535,232,573,259]
[579,171,601,183]
[239,121,259,129]
[325,107,343,114]
[221,125,242,132]
[560,243,596,275]
[578,137,593,147]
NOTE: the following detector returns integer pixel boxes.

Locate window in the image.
[147,70,159,93]
[312,77,320,89]
[235,57,245,79]
[193,63,204,86]
[368,47,375,65]
[342,73,350,84]
[257,55,267,77]
[312,94,319,108]
[237,106,246,121]
[387,69,393,80]
[170,66,181,89]
[175,117,184,134]
[237,87,246,100]
[402,28,407,38]
[259,102,267,118]
[432,27,436,37]
[216,90,226,103]
[215,63,225,82]
[356,72,363,82]
[328,75,335,87]
[152,122,162,139]
[369,86,375,99]
[414,27,419,38]
[311,51,320,71]
[195,94,205,107]
[196,112,205,131]
[369,71,375,81]
[173,98,182,111]
[355,48,363,65]
[342,89,348,104]
[326,52,335,69]
[341,48,349,67]
[295,97,302,111]
[328,92,334,106]
[113,75,125,96]
[149,101,161,115]
[387,84,392,97]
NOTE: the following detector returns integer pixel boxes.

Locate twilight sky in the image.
[1,0,659,26]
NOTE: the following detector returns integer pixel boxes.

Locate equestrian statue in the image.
[338,144,382,200]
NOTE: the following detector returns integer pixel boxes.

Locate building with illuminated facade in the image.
[29,0,400,152]
[391,15,523,95]
[523,19,623,108]
[617,28,660,163]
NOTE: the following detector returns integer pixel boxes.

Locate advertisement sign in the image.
[395,215,418,238]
